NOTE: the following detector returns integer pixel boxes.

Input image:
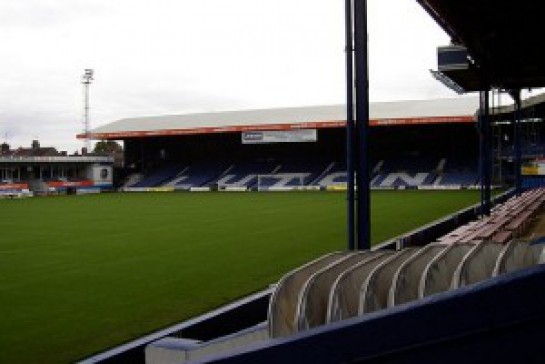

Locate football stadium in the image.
[2,1,545,364]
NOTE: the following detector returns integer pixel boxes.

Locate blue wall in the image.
[523,176,545,189]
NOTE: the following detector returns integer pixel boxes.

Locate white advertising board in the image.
[241,129,317,144]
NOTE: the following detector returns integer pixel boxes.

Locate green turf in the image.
[0,190,480,363]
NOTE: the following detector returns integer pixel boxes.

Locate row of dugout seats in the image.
[145,188,545,364]
[129,157,480,189]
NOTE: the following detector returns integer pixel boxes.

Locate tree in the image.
[93,140,122,154]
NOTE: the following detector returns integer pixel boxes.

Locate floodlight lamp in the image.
[82,69,94,83]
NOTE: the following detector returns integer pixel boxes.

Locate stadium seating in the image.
[435,157,479,187]
[451,241,505,288]
[316,156,482,189]
[175,161,228,189]
[256,159,331,190]
[438,188,545,244]
[145,188,545,364]
[370,155,438,188]
[121,173,144,189]
[388,243,448,306]
[127,153,485,190]
[132,165,184,188]
[326,252,394,322]
[419,243,475,297]
[436,171,478,186]
[316,162,348,187]
[215,160,278,189]
[358,248,417,314]
[266,252,347,337]
[277,159,330,186]
[296,251,392,332]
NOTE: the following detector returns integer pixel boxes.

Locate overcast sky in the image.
[0,0,456,153]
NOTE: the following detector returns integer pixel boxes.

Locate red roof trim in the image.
[0,183,29,190]
[79,116,475,140]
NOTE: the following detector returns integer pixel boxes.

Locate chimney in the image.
[32,140,40,150]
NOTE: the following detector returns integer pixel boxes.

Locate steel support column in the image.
[479,90,492,216]
[512,89,522,196]
[345,0,356,250]
[353,0,371,250]
[478,92,484,215]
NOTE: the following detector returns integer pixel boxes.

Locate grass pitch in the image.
[0,190,480,363]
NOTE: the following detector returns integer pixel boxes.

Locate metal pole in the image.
[513,89,522,196]
[83,79,90,151]
[483,89,491,215]
[354,0,371,250]
[82,69,94,152]
[479,91,485,216]
[345,0,356,251]
[497,90,503,185]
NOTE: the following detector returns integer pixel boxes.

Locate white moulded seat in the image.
[451,241,505,289]
[268,251,349,338]
[493,240,545,276]
[419,243,475,298]
[296,251,388,332]
[388,244,448,307]
[359,248,418,315]
[326,251,396,323]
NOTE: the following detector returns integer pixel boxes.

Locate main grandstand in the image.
[83,97,494,191]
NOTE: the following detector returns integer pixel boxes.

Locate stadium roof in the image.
[418,1,545,91]
[492,92,545,120]
[82,97,478,140]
